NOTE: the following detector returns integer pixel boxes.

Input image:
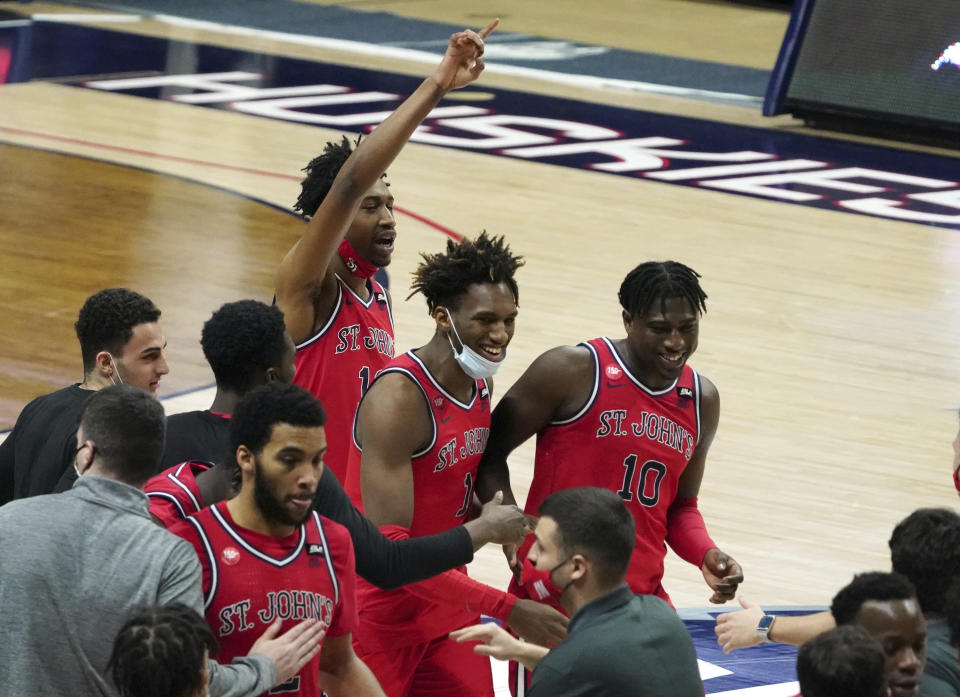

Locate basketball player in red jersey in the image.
[170,383,386,697]
[344,233,567,697]
[275,20,499,483]
[476,261,745,694]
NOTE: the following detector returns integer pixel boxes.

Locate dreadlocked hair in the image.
[293,135,388,218]
[108,604,217,697]
[407,231,525,312]
[618,261,707,318]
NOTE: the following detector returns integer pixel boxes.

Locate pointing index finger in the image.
[479,19,499,39]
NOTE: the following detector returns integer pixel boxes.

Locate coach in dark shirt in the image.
[452,487,704,697]
[0,288,168,504]
[155,299,534,591]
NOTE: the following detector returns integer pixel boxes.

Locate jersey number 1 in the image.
[455,471,474,518]
[616,455,666,507]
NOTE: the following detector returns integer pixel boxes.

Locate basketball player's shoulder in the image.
[516,342,596,394]
[532,342,595,373]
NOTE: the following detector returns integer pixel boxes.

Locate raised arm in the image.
[667,376,743,603]
[275,21,498,342]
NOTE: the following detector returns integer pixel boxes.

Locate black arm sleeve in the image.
[314,467,474,590]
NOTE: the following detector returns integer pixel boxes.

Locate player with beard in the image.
[276,21,497,483]
[476,261,743,695]
[170,383,386,697]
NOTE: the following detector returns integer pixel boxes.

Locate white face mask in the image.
[106,353,124,385]
[439,307,504,380]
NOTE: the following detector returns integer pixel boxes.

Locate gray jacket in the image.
[0,475,275,696]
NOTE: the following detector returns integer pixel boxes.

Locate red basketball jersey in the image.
[517,337,701,601]
[144,461,212,528]
[345,350,492,648]
[170,503,358,697]
[293,275,395,483]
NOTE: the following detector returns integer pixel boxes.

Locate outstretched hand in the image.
[250,618,326,687]
[430,19,499,92]
[701,548,743,604]
[450,623,525,662]
[714,597,764,653]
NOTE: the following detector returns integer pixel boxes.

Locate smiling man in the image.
[275,20,499,483]
[831,572,927,697]
[476,260,743,696]
[0,287,169,503]
[343,232,566,697]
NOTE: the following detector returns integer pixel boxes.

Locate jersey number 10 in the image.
[616,455,666,507]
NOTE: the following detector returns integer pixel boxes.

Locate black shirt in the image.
[152,409,474,590]
[529,586,703,697]
[0,384,93,505]
[162,410,231,470]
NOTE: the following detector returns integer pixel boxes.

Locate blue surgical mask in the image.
[439,307,504,380]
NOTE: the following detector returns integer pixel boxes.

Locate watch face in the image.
[758,615,775,631]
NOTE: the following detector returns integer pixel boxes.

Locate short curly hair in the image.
[889,507,960,614]
[796,625,886,697]
[292,136,389,219]
[831,571,916,626]
[407,231,524,312]
[75,288,161,373]
[201,301,289,393]
[228,383,326,475]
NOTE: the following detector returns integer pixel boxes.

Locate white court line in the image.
[151,14,760,106]
[707,682,799,697]
[32,14,144,23]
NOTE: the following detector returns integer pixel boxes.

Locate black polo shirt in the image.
[0,384,93,504]
[529,585,703,697]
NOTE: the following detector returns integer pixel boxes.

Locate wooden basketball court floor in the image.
[1,0,959,618]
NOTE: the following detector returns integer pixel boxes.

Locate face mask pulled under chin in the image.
[440,307,503,380]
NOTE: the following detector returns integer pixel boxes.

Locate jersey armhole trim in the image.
[312,513,340,606]
[167,472,202,511]
[351,367,438,458]
[692,368,702,445]
[145,491,188,521]
[185,516,218,610]
[295,282,344,350]
[549,342,601,426]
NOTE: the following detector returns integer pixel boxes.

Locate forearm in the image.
[515,643,549,672]
[336,78,446,194]
[381,525,517,621]
[475,456,517,506]
[665,497,717,566]
[319,655,387,697]
[768,610,835,645]
[317,469,474,589]
[356,524,474,589]
[207,656,277,697]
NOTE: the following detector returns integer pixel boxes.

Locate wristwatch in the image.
[757,614,776,643]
